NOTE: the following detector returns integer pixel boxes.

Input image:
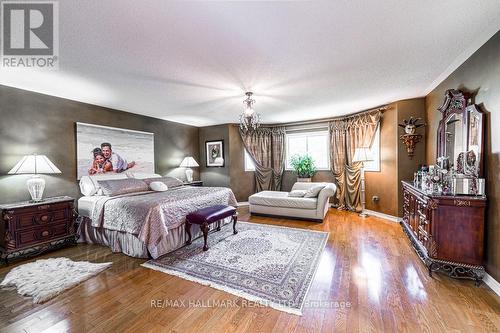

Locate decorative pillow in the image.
[97,178,149,196]
[149,181,168,192]
[304,185,325,198]
[288,190,307,198]
[143,176,184,188]
[79,174,128,196]
[126,172,162,179]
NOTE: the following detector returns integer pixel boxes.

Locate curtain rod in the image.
[261,105,388,127]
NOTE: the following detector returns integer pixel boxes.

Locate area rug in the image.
[142,222,328,315]
[0,257,112,303]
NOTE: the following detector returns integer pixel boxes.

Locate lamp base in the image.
[27,175,45,202]
[185,168,193,182]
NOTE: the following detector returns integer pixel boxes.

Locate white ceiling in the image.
[1,0,500,126]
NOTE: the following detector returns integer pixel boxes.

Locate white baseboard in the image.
[237,201,249,207]
[483,273,500,296]
[363,209,401,223]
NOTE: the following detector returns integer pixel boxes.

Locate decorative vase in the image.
[297,177,312,182]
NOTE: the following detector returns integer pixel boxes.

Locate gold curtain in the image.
[329,110,381,212]
[240,127,286,192]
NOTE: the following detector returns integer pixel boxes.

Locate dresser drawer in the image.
[16,223,70,248]
[15,209,69,230]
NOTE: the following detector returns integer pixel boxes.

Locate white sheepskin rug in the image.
[0,257,112,303]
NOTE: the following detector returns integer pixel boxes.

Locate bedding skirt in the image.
[78,216,233,258]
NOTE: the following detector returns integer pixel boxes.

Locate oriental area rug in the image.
[142,221,328,315]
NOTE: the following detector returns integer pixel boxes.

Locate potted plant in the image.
[290,155,317,182]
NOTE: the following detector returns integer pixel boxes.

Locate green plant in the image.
[290,155,317,178]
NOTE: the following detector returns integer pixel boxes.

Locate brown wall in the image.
[364,98,427,217]
[0,85,199,204]
[198,125,230,188]
[396,98,426,216]
[228,125,255,202]
[365,104,399,216]
[425,31,500,281]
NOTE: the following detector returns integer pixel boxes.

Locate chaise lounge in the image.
[249,182,336,222]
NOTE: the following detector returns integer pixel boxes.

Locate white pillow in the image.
[304,185,325,198]
[149,181,168,192]
[126,172,162,179]
[79,176,97,196]
[79,174,128,196]
[288,190,307,198]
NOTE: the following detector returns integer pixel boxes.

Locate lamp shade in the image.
[352,147,373,163]
[179,156,199,168]
[8,155,62,174]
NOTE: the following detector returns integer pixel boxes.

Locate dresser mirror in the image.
[444,112,464,168]
[465,105,484,176]
[437,89,484,177]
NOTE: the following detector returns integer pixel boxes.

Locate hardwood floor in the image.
[0,208,498,332]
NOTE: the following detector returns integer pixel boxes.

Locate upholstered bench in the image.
[185,205,238,251]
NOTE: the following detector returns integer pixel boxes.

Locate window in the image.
[363,124,380,172]
[285,130,330,170]
[244,149,255,171]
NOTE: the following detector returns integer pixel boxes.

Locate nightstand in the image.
[183,181,203,187]
[0,196,77,265]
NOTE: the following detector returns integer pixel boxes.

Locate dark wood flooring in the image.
[0,208,498,332]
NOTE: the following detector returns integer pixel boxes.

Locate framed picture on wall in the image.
[76,122,155,179]
[205,140,224,167]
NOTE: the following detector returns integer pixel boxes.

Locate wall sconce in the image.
[400,134,422,159]
[399,117,425,159]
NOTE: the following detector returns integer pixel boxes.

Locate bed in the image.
[77,174,237,258]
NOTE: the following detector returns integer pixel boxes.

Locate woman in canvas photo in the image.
[88,148,113,175]
[87,143,136,175]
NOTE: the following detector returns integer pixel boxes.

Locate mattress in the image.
[78,196,106,219]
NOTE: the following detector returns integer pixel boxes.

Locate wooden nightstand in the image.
[0,196,77,265]
[183,181,203,187]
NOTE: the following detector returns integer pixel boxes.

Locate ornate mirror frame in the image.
[436,89,484,177]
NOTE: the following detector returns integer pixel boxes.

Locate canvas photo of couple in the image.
[76,122,155,179]
[88,143,136,175]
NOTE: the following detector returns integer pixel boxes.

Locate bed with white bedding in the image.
[77,174,237,258]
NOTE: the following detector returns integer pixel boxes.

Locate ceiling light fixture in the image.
[239,92,261,131]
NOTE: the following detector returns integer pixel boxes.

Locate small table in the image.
[0,196,76,265]
[185,205,238,251]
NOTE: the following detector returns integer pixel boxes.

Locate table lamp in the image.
[352,147,373,217]
[179,156,199,182]
[8,154,62,202]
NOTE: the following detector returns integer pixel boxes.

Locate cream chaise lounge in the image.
[249,182,336,221]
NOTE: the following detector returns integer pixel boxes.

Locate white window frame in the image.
[244,149,256,172]
[285,130,330,171]
[363,124,381,172]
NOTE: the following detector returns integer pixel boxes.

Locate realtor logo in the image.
[1,1,59,68]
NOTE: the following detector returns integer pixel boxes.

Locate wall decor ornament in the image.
[398,117,425,134]
[400,133,422,159]
[398,117,425,159]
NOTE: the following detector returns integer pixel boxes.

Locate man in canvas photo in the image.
[101,142,136,173]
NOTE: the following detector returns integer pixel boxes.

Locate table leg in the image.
[186,220,192,245]
[201,222,209,251]
[233,214,238,235]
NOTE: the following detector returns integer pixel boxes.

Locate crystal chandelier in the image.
[239,92,261,131]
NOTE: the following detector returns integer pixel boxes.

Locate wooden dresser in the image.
[0,196,76,264]
[401,181,486,284]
